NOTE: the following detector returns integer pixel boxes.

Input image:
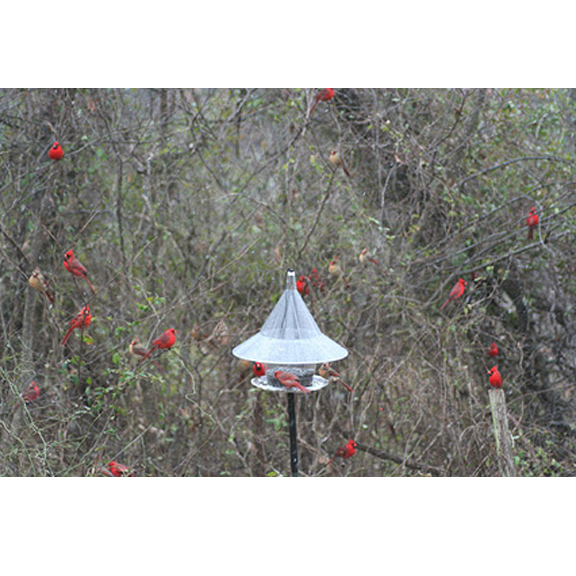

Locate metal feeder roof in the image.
[232,269,349,365]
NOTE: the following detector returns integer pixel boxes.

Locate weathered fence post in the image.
[489,388,516,477]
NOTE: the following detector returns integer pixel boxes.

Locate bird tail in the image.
[139,346,157,363]
[45,290,55,306]
[309,100,318,117]
[294,381,310,394]
[325,457,336,467]
[338,379,354,393]
[528,227,534,240]
[83,275,96,293]
[439,299,450,310]
[61,325,75,346]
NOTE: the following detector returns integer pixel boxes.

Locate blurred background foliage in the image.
[1,87,576,476]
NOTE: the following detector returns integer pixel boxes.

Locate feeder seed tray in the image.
[251,374,329,393]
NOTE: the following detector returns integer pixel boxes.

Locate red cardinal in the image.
[296,275,310,296]
[439,278,468,310]
[21,381,39,403]
[488,342,499,357]
[48,141,64,161]
[253,362,266,377]
[309,88,334,116]
[106,460,135,477]
[140,328,177,362]
[63,249,96,294]
[488,366,503,388]
[318,362,353,393]
[308,268,325,293]
[273,370,310,394]
[61,305,92,346]
[526,206,539,240]
[326,439,358,466]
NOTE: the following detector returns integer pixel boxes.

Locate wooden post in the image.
[489,388,516,477]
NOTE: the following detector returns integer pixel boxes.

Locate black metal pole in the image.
[287,393,298,477]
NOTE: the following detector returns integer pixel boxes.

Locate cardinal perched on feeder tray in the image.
[253,362,266,377]
[318,362,353,393]
[273,370,310,394]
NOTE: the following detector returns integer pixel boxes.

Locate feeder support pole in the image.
[287,394,298,477]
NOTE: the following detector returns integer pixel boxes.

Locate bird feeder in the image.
[232,269,348,476]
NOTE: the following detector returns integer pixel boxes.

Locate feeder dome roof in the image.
[232,269,348,365]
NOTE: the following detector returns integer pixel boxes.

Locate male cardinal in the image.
[296,275,310,296]
[326,439,358,466]
[48,141,64,161]
[488,365,503,388]
[21,381,39,403]
[329,150,351,177]
[526,206,539,240]
[488,342,499,357]
[139,328,177,362]
[29,267,55,306]
[273,370,310,394]
[61,305,92,346]
[318,362,353,393]
[63,249,96,294]
[253,362,266,377]
[130,337,162,369]
[309,88,334,116]
[106,460,135,477]
[439,278,468,310]
[308,268,324,292]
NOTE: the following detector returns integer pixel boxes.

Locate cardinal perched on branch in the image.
[309,88,334,116]
[29,267,55,306]
[359,248,377,266]
[105,460,135,477]
[359,248,388,275]
[296,275,310,296]
[130,337,162,370]
[139,328,177,363]
[488,342,499,357]
[21,381,39,404]
[439,278,467,310]
[273,370,310,394]
[318,362,353,393]
[526,206,539,240]
[48,141,64,161]
[488,366,503,388]
[328,258,350,288]
[63,249,96,294]
[308,268,325,293]
[61,305,92,346]
[326,439,358,466]
[329,150,351,177]
[328,258,343,277]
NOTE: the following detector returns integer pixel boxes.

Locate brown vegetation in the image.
[1,88,575,476]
